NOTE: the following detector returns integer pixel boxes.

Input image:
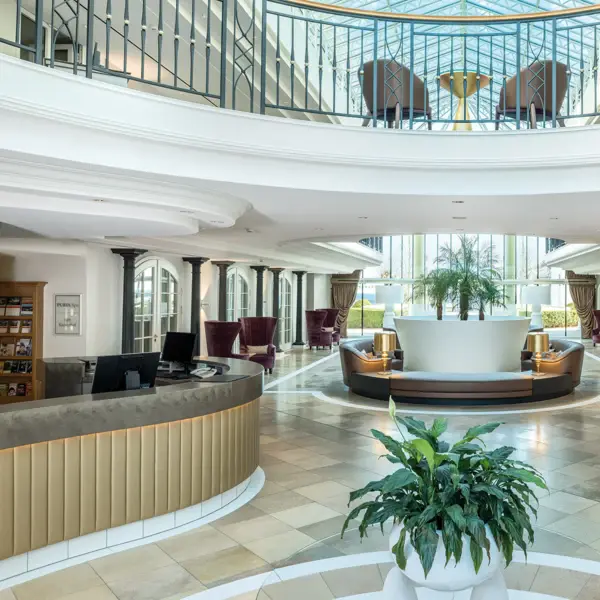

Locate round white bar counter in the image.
[394,316,531,373]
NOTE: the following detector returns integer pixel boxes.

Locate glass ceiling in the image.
[303,0,600,128]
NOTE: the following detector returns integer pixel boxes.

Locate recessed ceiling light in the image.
[180,210,194,214]
[550,217,559,220]
[210,220,224,224]
[452,216,467,220]
[358,216,368,220]
[245,228,255,233]
[93,199,106,203]
[315,227,324,231]
[456,228,465,231]
[452,201,464,204]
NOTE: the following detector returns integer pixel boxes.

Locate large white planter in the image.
[384,524,508,599]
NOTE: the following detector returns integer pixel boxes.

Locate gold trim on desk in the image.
[0,399,260,561]
[278,0,600,23]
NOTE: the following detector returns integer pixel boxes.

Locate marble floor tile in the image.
[546,514,600,545]
[12,565,104,600]
[321,565,383,597]
[272,502,341,528]
[293,481,355,503]
[0,591,16,600]
[576,574,600,599]
[503,563,539,591]
[539,491,598,514]
[156,525,238,563]
[531,565,591,598]
[251,490,314,514]
[106,564,205,600]
[219,515,293,544]
[55,586,118,600]
[262,574,334,600]
[243,530,315,563]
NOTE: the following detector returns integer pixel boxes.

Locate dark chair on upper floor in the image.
[204,321,249,360]
[306,310,333,350]
[593,310,600,347]
[321,308,341,345]
[495,60,569,129]
[239,316,277,374]
[359,59,432,130]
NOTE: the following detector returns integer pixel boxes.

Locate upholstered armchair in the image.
[495,60,568,129]
[359,60,432,129]
[593,311,600,347]
[321,308,341,345]
[239,317,277,374]
[204,321,249,360]
[306,310,333,350]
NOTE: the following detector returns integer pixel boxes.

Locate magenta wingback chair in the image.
[239,317,277,374]
[593,311,600,347]
[306,310,333,350]
[321,308,341,345]
[204,321,249,360]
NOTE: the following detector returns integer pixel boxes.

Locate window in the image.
[279,276,292,345]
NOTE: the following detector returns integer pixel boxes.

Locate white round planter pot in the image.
[384,524,509,600]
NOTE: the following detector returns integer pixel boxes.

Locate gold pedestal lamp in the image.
[527,332,550,375]
[439,71,491,131]
[374,331,397,375]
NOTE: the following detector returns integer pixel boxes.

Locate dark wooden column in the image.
[183,257,208,356]
[270,268,284,352]
[251,265,268,317]
[212,261,234,321]
[111,248,147,354]
[293,271,307,346]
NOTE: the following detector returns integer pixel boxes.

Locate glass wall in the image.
[349,234,578,337]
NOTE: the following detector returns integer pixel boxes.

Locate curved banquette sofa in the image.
[340,336,584,404]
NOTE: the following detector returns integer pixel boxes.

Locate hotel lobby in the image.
[4,0,600,595]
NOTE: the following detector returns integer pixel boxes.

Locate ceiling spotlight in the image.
[210,220,224,224]
[550,217,559,220]
[452,216,467,220]
[456,228,465,232]
[245,228,255,233]
[452,200,464,204]
[358,216,368,220]
[180,210,194,214]
[315,227,324,231]
[93,199,106,203]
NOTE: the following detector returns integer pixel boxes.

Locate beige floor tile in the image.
[251,490,313,514]
[229,593,270,600]
[292,455,343,470]
[504,563,539,591]
[538,492,598,514]
[377,563,393,582]
[577,574,600,599]
[263,574,334,600]
[260,463,305,481]
[272,471,326,490]
[90,545,175,585]
[255,482,288,498]
[106,564,205,600]
[575,503,600,524]
[272,502,341,528]
[321,565,383,597]
[213,505,268,527]
[294,481,354,503]
[182,546,267,586]
[546,514,600,545]
[57,587,118,600]
[157,525,238,562]
[220,515,293,544]
[0,591,16,600]
[244,530,315,563]
[531,565,590,598]
[13,565,104,600]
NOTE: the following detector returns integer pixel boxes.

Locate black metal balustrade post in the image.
[85,0,95,77]
[293,271,306,346]
[112,248,147,354]
[183,257,208,356]
[251,265,268,316]
[212,261,234,321]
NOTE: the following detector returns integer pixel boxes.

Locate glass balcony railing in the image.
[359,237,384,253]
[2,0,600,130]
[546,238,567,253]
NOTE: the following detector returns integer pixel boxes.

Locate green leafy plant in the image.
[412,270,456,320]
[475,277,507,320]
[342,402,547,578]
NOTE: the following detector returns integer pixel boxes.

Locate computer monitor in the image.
[161,332,197,367]
[92,352,161,394]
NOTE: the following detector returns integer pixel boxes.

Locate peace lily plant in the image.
[342,401,547,581]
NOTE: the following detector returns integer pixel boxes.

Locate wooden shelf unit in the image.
[0,282,46,403]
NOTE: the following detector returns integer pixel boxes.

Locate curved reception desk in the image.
[0,358,262,577]
[394,316,531,373]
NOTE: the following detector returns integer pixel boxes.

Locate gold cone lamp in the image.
[527,332,550,375]
[374,331,397,375]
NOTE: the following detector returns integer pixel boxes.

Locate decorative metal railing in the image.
[2,0,600,129]
[359,236,384,252]
[546,238,566,252]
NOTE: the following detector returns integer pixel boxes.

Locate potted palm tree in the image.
[475,278,506,321]
[437,235,501,321]
[412,270,456,320]
[342,403,546,597]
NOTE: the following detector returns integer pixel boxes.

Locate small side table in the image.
[439,71,491,131]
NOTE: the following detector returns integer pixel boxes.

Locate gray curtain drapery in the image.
[566,270,596,338]
[331,270,361,338]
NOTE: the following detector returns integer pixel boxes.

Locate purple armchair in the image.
[204,321,249,360]
[321,308,341,345]
[593,311,600,347]
[239,317,277,374]
[306,310,333,350]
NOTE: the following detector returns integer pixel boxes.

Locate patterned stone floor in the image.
[6,342,600,600]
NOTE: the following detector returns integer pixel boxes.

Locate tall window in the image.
[134,259,179,353]
[279,276,292,345]
[226,270,250,321]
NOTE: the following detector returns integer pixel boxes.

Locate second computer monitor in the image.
[161,331,197,365]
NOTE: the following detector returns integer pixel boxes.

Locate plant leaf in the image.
[502,468,548,490]
[463,422,503,443]
[412,439,435,472]
[389,398,397,420]
[392,528,408,570]
[470,536,484,574]
[382,469,418,494]
[430,418,448,439]
[414,525,439,578]
[445,505,467,531]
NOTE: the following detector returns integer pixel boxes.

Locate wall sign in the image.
[55,294,82,335]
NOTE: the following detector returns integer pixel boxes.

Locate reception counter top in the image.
[0,357,263,572]
[0,357,263,449]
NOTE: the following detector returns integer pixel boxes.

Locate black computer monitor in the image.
[161,332,197,367]
[92,352,161,394]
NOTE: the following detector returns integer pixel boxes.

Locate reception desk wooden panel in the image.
[0,359,262,563]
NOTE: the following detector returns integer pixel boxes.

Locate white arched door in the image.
[226,269,250,322]
[134,259,179,353]
[279,275,292,346]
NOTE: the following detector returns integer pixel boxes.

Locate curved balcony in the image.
[1,0,600,130]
